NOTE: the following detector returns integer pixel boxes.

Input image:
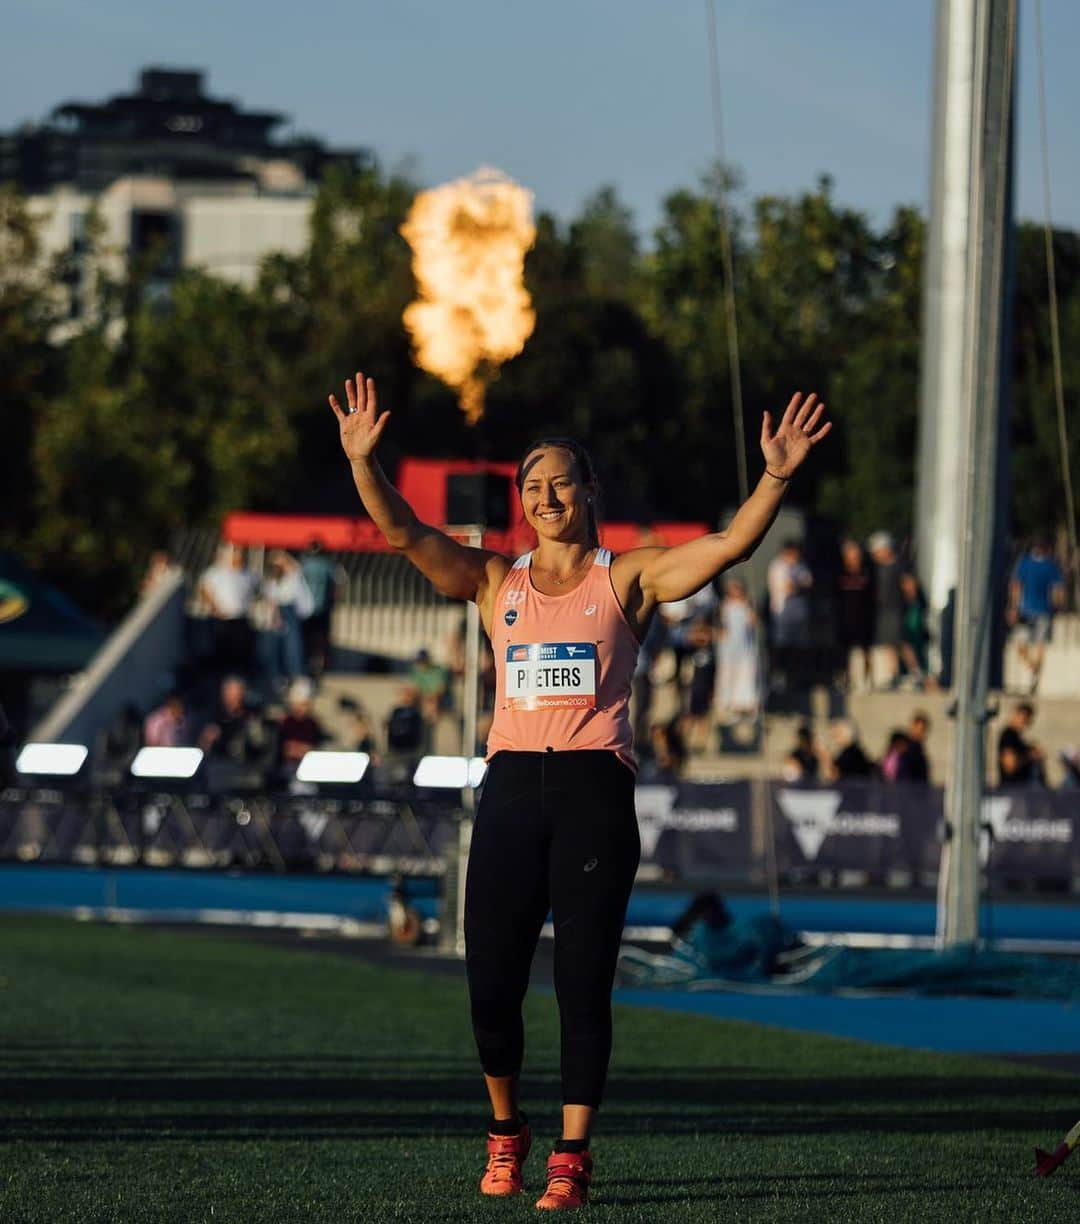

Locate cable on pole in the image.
[705,0,749,504]
[1033,0,1080,609]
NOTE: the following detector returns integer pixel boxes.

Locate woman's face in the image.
[842,542,863,572]
[519,448,591,542]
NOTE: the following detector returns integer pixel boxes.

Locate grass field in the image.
[1,916,1078,1222]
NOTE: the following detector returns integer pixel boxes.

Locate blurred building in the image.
[0,67,370,323]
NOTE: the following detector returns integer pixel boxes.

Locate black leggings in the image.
[464,750,640,1108]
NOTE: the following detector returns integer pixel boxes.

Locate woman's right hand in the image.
[329,370,391,462]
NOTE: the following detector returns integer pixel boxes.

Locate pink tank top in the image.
[485,548,641,769]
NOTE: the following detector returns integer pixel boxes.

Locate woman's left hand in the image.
[760,392,832,480]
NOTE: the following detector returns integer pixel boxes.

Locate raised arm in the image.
[618,392,832,612]
[329,372,509,608]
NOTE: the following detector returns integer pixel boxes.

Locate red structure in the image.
[222,459,710,555]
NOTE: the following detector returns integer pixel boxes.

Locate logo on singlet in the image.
[584,604,597,616]
[505,590,525,606]
[504,609,519,626]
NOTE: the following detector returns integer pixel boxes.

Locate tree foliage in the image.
[4,164,1080,618]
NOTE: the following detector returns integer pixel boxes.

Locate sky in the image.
[3,0,1080,239]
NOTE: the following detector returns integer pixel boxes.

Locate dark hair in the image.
[1015,702,1035,718]
[515,437,601,546]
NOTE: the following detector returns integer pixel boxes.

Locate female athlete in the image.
[329,372,831,1210]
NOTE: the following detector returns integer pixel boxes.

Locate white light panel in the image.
[16,743,89,777]
[295,751,370,784]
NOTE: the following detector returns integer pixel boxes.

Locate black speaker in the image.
[446,472,511,529]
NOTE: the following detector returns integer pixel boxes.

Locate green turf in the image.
[1,917,1077,1222]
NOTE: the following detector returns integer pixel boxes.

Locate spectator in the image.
[639,720,686,784]
[659,583,719,709]
[447,618,497,752]
[868,532,904,689]
[997,702,1046,787]
[767,540,813,688]
[834,539,875,692]
[300,540,339,677]
[1007,538,1065,694]
[197,545,258,676]
[681,614,717,752]
[716,578,760,722]
[898,572,931,688]
[143,692,190,748]
[386,685,426,756]
[782,723,821,782]
[826,719,875,780]
[409,649,449,724]
[898,710,931,783]
[631,611,668,748]
[339,697,379,761]
[880,730,910,783]
[198,676,276,771]
[277,676,326,774]
[256,551,315,697]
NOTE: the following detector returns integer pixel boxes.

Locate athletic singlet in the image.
[485,548,640,769]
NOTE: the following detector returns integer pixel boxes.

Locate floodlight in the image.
[16,743,89,777]
[130,747,204,780]
[295,750,370,785]
[413,755,488,789]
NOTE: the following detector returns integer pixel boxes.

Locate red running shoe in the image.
[479,1124,532,1197]
[535,1150,593,1210]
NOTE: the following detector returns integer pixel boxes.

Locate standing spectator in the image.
[997,702,1046,787]
[386,685,427,756]
[277,677,326,777]
[257,551,314,697]
[898,710,931,782]
[716,578,759,720]
[659,584,719,710]
[1007,538,1065,694]
[899,572,931,688]
[681,615,717,752]
[198,545,258,676]
[825,719,875,780]
[767,541,813,689]
[868,532,904,689]
[143,692,190,747]
[834,539,875,691]
[410,649,449,724]
[197,676,277,787]
[880,730,910,782]
[300,540,339,678]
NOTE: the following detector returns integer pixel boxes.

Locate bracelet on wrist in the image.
[766,468,791,483]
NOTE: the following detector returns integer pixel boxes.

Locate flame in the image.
[401,168,536,424]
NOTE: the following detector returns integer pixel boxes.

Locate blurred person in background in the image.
[879,730,911,783]
[197,544,258,677]
[140,549,179,597]
[997,702,1046,787]
[256,550,315,697]
[638,720,686,785]
[715,577,759,721]
[767,540,813,690]
[898,572,931,689]
[1007,537,1065,695]
[824,719,875,780]
[300,540,339,677]
[782,723,821,782]
[143,692,190,748]
[386,684,427,757]
[834,539,875,692]
[658,582,718,713]
[276,676,327,777]
[198,676,273,764]
[410,648,449,724]
[339,697,379,762]
[868,532,904,689]
[681,611,717,753]
[898,711,931,782]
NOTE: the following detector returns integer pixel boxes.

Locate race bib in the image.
[505,642,597,711]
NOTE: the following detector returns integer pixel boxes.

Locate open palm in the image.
[328,370,391,462]
[761,392,832,479]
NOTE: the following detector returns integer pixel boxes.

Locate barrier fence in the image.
[2,781,1077,886]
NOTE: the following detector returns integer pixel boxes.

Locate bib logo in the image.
[776,789,843,861]
[504,609,518,626]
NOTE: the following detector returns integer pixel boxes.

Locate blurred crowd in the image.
[127,530,1072,792]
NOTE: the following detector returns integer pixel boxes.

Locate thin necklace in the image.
[532,546,596,586]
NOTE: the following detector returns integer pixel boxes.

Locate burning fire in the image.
[401,168,536,424]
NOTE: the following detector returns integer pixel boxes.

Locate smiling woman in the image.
[329,369,831,1210]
